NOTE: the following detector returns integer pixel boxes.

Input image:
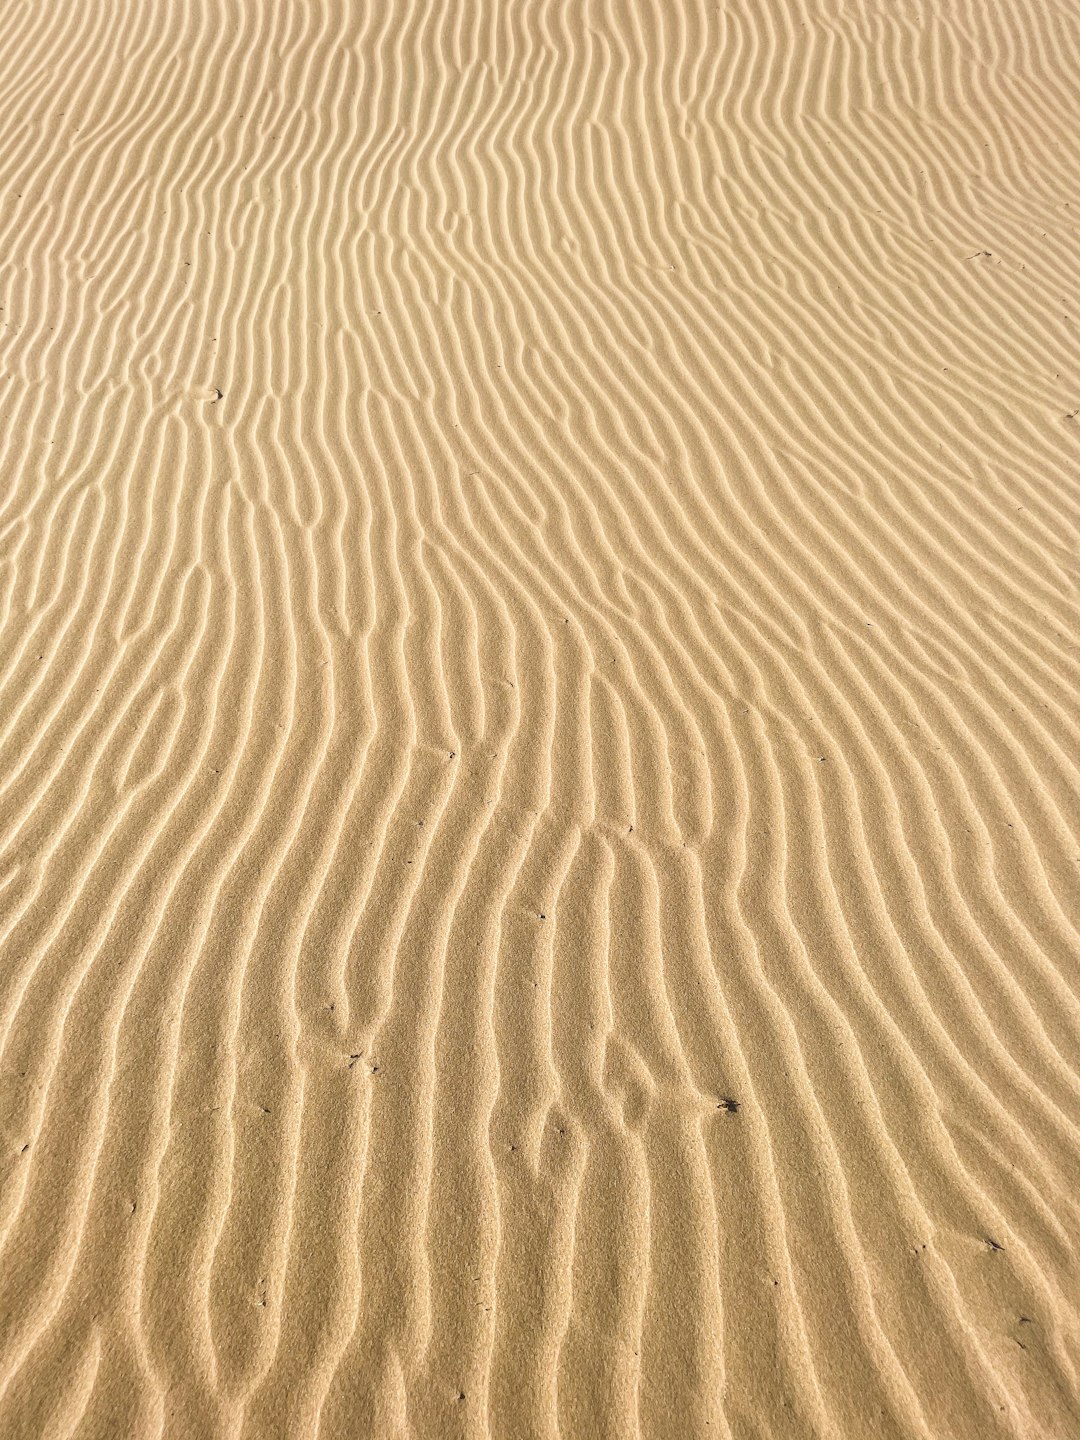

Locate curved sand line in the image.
[0,0,1078,1435]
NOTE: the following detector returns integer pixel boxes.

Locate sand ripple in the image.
[0,0,1078,1435]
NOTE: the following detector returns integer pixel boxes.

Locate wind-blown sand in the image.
[0,0,1078,1436]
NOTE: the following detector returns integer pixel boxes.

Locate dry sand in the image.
[0,0,1078,1436]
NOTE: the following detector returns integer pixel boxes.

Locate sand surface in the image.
[1,0,1079,1436]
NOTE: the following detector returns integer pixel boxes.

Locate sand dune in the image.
[0,0,1078,1435]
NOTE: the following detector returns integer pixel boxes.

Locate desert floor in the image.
[0,0,1078,1436]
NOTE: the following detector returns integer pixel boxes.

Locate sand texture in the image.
[0,0,1079,1435]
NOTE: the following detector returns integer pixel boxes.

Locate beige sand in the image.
[0,0,1078,1435]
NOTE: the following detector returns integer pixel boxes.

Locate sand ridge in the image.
[0,0,1079,1435]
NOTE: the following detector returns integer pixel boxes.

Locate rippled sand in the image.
[1,0,1078,1435]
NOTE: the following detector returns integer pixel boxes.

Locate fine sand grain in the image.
[1,0,1079,1436]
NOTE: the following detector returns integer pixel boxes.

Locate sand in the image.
[0,0,1078,1435]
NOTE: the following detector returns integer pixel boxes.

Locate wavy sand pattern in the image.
[0,0,1078,1435]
